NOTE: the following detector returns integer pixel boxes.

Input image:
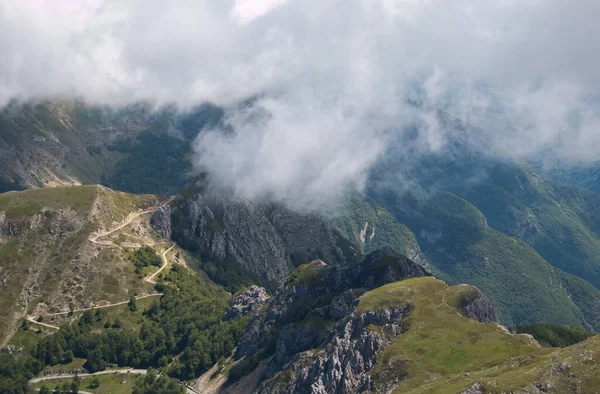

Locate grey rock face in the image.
[150,205,172,240]
[328,289,366,320]
[172,194,290,282]
[162,190,359,284]
[267,205,349,269]
[223,285,270,321]
[259,305,411,394]
[230,249,433,393]
[461,383,484,394]
[459,288,500,325]
[357,247,431,289]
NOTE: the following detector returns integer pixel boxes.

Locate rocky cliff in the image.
[154,190,364,284]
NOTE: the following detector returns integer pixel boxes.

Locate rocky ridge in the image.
[224,249,437,393]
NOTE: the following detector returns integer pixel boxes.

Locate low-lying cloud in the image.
[1,0,600,207]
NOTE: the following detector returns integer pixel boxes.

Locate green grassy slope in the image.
[373,151,600,293]
[359,277,546,392]
[444,161,600,290]
[358,277,600,394]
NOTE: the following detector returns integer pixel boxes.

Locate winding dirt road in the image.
[30,368,200,394]
[24,196,177,331]
[25,293,164,331]
[25,317,60,330]
[30,369,148,384]
[146,244,175,284]
[48,293,164,317]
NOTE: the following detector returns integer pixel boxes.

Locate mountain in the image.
[196,250,600,394]
[542,160,600,194]
[0,101,223,194]
[0,185,599,393]
[367,146,600,329]
[4,101,600,331]
[149,184,430,291]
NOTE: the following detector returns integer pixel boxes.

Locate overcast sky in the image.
[1,0,599,208]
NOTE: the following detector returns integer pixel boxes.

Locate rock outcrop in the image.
[260,305,411,394]
[235,249,430,358]
[225,248,512,394]
[223,286,270,321]
[150,205,172,240]
[459,288,500,324]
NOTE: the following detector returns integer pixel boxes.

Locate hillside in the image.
[543,160,600,194]
[370,187,600,330]
[328,192,428,268]
[153,186,362,290]
[369,278,600,394]
[0,185,162,346]
[1,232,598,393]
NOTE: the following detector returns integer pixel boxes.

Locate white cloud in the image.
[232,0,287,24]
[1,0,600,206]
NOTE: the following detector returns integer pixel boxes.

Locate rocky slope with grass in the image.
[0,185,159,346]
[0,101,221,194]
[220,251,599,394]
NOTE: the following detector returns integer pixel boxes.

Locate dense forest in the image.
[105,132,192,195]
[517,323,596,348]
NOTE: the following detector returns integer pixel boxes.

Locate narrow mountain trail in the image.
[88,196,175,245]
[25,317,60,330]
[29,368,200,394]
[46,293,164,317]
[24,293,165,331]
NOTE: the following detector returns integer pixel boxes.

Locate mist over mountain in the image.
[2,0,600,210]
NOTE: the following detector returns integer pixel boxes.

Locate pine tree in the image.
[128,296,137,311]
[89,376,100,389]
[84,349,106,372]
